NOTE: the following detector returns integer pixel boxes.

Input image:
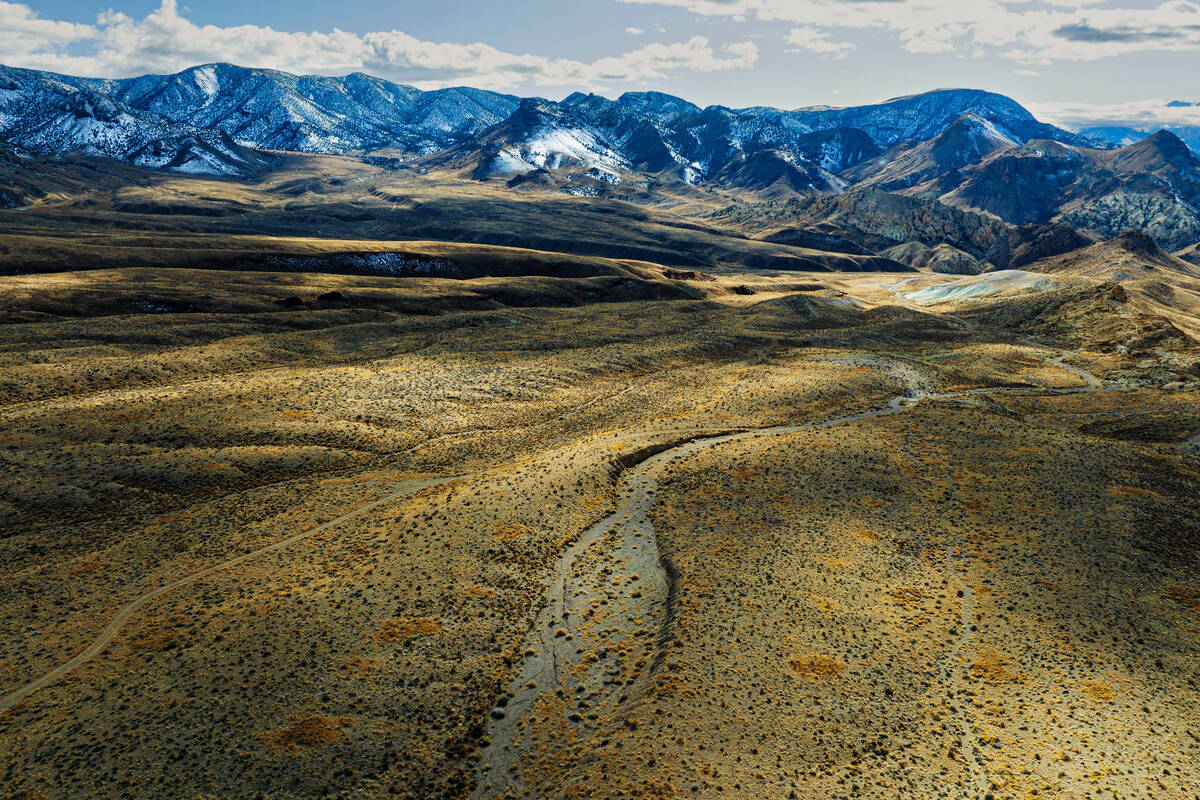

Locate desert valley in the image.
[0,55,1198,800]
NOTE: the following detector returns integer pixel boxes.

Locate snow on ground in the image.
[193,66,220,100]
[485,149,537,176]
[967,114,1022,147]
[524,128,628,169]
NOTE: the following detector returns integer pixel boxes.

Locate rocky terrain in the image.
[937,132,1200,251]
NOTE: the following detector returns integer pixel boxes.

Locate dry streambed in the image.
[476,344,1107,797]
[476,402,928,796]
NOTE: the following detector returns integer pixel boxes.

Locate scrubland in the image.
[0,263,1197,800]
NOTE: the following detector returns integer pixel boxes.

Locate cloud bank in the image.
[1031,98,1200,131]
[0,0,758,90]
[618,0,1200,65]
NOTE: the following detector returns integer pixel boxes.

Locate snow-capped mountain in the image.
[0,65,267,176]
[614,91,701,123]
[488,87,1087,189]
[9,62,1200,257]
[434,92,879,195]
[781,88,1099,150]
[0,62,1114,192]
[559,93,688,174]
[75,64,520,154]
[790,128,882,173]
[465,98,634,179]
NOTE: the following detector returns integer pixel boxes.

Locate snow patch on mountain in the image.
[487,128,629,176]
[964,114,1021,148]
[193,65,220,100]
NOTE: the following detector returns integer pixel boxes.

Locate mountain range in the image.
[0,62,1101,177]
[3,61,1200,256]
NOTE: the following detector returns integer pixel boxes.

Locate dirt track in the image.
[0,475,451,714]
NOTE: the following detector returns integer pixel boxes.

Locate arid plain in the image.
[1,160,1199,800]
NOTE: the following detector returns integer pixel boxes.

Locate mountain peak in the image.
[940,113,1020,144]
[1113,128,1198,172]
[510,96,571,124]
[878,88,1036,121]
[925,113,1020,168]
[1142,128,1191,153]
[616,91,700,118]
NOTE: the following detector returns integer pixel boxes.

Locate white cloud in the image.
[626,26,646,34]
[0,1,95,63]
[586,37,758,82]
[786,26,855,58]
[617,0,1200,64]
[0,0,758,90]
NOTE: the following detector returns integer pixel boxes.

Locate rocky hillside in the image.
[712,188,1010,258]
[0,66,269,176]
[843,113,1020,192]
[935,131,1200,250]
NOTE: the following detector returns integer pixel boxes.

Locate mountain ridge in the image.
[5,61,1200,255]
[0,62,1103,178]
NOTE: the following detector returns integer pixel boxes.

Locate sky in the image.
[4,0,1200,131]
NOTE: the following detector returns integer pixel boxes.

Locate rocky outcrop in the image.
[883,242,983,274]
[984,222,1093,270]
[786,188,1010,257]
[942,132,1200,251]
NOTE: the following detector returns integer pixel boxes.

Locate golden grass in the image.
[492,522,532,543]
[855,527,882,544]
[1109,485,1159,499]
[1078,680,1116,701]
[372,616,444,642]
[788,653,848,678]
[63,560,105,577]
[257,716,347,753]
[340,657,380,677]
[1164,584,1200,616]
[130,627,182,652]
[970,647,1020,685]
[889,586,926,607]
[1,250,1197,799]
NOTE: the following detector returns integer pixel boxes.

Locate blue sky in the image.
[4,0,1200,130]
